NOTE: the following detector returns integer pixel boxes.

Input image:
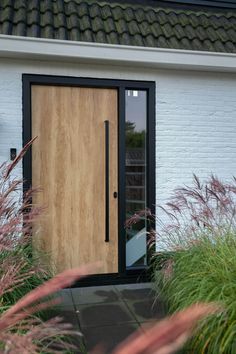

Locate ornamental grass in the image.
[150,175,236,353]
[0,143,218,353]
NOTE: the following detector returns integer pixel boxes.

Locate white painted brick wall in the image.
[0,58,236,208]
[155,73,236,207]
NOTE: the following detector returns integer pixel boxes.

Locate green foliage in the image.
[152,175,236,353]
[125,120,145,148]
[126,130,145,148]
[154,233,236,353]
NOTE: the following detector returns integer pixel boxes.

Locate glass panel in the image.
[125,90,147,269]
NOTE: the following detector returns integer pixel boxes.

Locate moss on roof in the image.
[0,0,235,53]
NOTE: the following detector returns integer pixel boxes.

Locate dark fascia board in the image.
[164,0,236,9]
[110,0,236,9]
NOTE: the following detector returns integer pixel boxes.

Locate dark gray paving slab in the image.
[115,283,152,290]
[139,321,156,332]
[124,298,166,323]
[45,304,85,353]
[81,322,140,353]
[77,302,135,327]
[53,305,80,328]
[115,283,155,301]
[71,285,119,305]
[65,283,164,353]
[54,289,73,307]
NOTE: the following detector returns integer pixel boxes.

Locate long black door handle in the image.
[104,120,109,242]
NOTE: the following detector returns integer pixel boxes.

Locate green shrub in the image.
[156,234,236,353]
[152,175,236,353]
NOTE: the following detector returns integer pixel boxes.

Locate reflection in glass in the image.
[125,90,147,269]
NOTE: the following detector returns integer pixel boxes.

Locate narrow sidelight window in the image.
[125,90,147,269]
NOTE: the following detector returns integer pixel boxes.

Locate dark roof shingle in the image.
[0,0,235,53]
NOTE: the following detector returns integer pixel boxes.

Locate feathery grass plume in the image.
[111,303,219,354]
[0,264,99,353]
[3,137,37,180]
[0,317,77,354]
[0,144,221,353]
[0,139,42,252]
[146,175,236,353]
[0,264,99,329]
[125,208,153,229]
[150,174,236,252]
[0,139,47,309]
[125,208,156,252]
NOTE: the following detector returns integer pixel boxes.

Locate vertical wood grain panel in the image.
[32,86,118,274]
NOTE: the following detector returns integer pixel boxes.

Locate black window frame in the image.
[22,74,156,286]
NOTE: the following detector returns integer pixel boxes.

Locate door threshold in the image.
[70,269,151,288]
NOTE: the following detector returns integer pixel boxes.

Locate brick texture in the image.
[0,59,236,208]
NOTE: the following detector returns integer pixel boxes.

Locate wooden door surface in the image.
[31,85,118,274]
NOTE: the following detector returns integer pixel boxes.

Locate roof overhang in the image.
[121,0,236,9]
[0,34,236,73]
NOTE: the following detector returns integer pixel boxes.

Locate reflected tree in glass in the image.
[125,90,147,268]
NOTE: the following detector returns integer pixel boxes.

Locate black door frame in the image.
[22,74,156,286]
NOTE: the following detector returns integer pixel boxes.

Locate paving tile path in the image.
[55,283,166,354]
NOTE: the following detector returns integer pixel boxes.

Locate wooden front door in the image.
[31,86,118,274]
